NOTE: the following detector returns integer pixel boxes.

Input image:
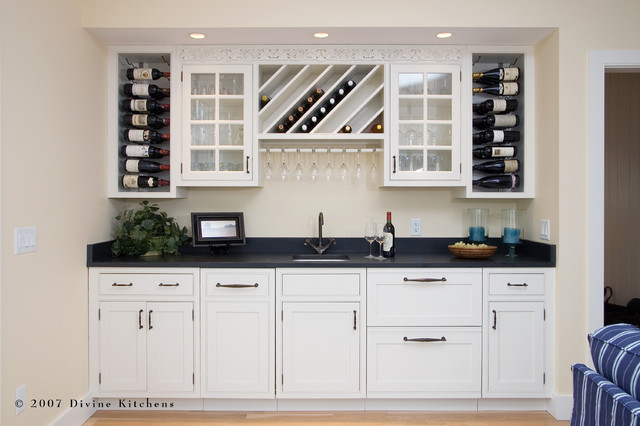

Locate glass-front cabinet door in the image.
[388,64,461,185]
[181,64,255,185]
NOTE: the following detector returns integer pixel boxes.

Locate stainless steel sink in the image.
[291,254,350,262]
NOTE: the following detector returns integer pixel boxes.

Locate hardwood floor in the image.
[83,410,569,425]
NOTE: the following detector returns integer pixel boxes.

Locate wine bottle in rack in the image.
[365,123,383,133]
[472,67,520,84]
[121,99,170,114]
[336,80,356,99]
[472,130,521,144]
[472,174,520,189]
[338,125,352,134]
[123,83,170,100]
[126,67,170,80]
[259,94,271,110]
[122,175,170,189]
[121,113,170,129]
[473,114,519,130]
[473,99,518,115]
[275,123,290,133]
[123,129,169,144]
[120,145,170,158]
[473,145,517,159]
[473,159,520,174]
[124,159,170,173]
[472,82,519,96]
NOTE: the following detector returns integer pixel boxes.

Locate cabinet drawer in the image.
[281,273,361,296]
[367,327,481,396]
[203,271,271,297]
[98,273,194,296]
[488,273,544,295]
[367,270,482,326]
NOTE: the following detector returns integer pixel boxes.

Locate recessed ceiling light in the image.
[313,32,330,39]
[436,32,453,39]
[189,33,206,40]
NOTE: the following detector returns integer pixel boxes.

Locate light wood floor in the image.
[83,410,569,425]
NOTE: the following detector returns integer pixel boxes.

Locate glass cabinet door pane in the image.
[399,123,424,146]
[219,150,244,171]
[426,123,452,146]
[398,150,424,172]
[399,98,424,121]
[427,73,452,95]
[191,73,215,95]
[427,98,452,121]
[191,124,216,146]
[398,73,424,95]
[427,151,452,171]
[191,99,216,120]
[191,150,216,171]
[219,99,244,120]
[219,124,244,146]
[219,73,244,95]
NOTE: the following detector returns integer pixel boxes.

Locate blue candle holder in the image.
[501,209,524,257]
[467,208,489,243]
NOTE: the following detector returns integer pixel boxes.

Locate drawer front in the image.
[367,327,481,395]
[281,273,361,296]
[488,273,545,295]
[98,273,194,295]
[367,270,482,326]
[203,270,271,297]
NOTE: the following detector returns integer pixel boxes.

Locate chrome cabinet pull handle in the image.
[216,283,259,288]
[112,282,133,287]
[159,283,179,287]
[148,310,153,330]
[403,277,447,283]
[403,336,447,342]
[492,310,497,330]
[138,309,143,329]
[507,282,528,287]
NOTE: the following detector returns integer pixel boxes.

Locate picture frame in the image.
[191,212,246,250]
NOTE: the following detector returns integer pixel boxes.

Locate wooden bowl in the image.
[448,245,498,259]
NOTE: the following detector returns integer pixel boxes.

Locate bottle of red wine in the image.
[124,159,170,173]
[472,82,519,96]
[472,67,520,83]
[123,129,169,143]
[473,114,519,130]
[122,175,170,189]
[473,159,520,174]
[123,83,170,100]
[126,67,170,80]
[473,130,521,144]
[473,146,517,159]
[473,99,518,115]
[120,145,170,158]
[259,95,271,109]
[473,174,520,189]
[382,211,395,257]
[121,99,170,114]
[121,114,170,129]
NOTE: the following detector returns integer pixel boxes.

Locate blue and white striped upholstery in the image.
[589,324,640,400]
[571,363,640,425]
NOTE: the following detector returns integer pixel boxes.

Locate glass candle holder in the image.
[467,208,489,243]
[501,209,524,257]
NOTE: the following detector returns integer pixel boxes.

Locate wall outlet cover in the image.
[410,218,422,236]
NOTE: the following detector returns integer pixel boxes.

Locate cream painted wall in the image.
[0,0,112,425]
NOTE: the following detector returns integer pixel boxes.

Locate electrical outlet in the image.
[410,218,422,236]
[16,384,26,415]
[15,226,36,254]
[540,219,551,241]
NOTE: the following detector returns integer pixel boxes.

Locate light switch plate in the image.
[540,219,551,241]
[15,226,37,254]
[410,218,422,236]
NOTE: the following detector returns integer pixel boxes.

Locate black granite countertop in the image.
[87,237,555,268]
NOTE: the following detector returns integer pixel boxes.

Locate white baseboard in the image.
[547,392,573,421]
[49,392,97,426]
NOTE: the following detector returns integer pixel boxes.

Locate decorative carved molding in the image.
[178,46,464,63]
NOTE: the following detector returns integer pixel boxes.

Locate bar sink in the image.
[291,254,350,262]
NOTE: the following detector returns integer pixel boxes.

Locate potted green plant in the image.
[112,201,189,257]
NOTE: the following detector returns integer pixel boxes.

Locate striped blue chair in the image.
[572,324,640,425]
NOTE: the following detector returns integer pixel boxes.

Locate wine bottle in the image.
[366,123,383,133]
[472,67,520,83]
[259,94,271,109]
[123,83,170,100]
[473,114,519,130]
[121,114,170,129]
[120,145,170,158]
[473,159,520,174]
[337,80,356,99]
[122,175,170,189]
[472,82,519,96]
[308,87,324,101]
[123,129,169,143]
[382,211,395,257]
[473,174,520,189]
[124,159,170,173]
[121,99,170,114]
[126,67,170,81]
[472,130,520,144]
[473,146,517,159]
[338,125,352,134]
[275,123,289,133]
[473,99,518,115]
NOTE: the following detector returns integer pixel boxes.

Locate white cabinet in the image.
[180,64,257,186]
[386,64,462,186]
[89,268,200,397]
[200,269,275,398]
[276,268,366,398]
[482,268,554,398]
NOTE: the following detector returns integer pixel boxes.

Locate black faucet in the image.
[305,212,336,254]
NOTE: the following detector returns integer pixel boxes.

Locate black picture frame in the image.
[191,212,246,249]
